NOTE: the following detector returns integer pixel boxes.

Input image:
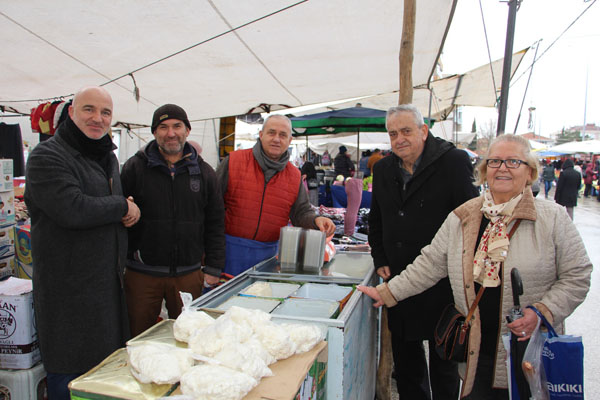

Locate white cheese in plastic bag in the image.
[280,323,326,353]
[127,343,193,385]
[173,309,215,343]
[245,335,277,365]
[222,305,271,334]
[188,315,251,357]
[213,341,273,380]
[180,364,257,400]
[243,282,272,297]
[253,321,297,361]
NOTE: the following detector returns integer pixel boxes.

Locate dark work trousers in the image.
[47,372,81,400]
[391,333,460,400]
[462,353,509,400]
[124,268,205,337]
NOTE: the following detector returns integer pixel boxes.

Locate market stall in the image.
[190,252,379,400]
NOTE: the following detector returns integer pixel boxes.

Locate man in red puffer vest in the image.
[217,115,335,275]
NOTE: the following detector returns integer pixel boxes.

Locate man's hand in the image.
[122,196,141,227]
[204,274,220,286]
[315,216,336,236]
[357,285,384,308]
[377,266,391,280]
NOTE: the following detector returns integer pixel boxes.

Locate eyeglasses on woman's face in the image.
[486,159,529,169]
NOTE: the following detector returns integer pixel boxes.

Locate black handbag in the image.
[434,219,522,362]
[434,288,485,362]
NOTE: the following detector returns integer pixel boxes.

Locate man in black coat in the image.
[25,86,140,400]
[333,145,355,178]
[369,104,478,399]
[554,158,581,220]
[121,104,225,337]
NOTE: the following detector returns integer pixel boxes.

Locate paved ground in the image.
[388,189,600,399]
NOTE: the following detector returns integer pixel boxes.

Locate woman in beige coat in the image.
[359,134,592,399]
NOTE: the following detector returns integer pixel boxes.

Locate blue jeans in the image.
[544,180,553,197]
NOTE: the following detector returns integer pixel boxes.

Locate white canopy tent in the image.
[297,49,529,121]
[547,140,600,154]
[1,1,457,167]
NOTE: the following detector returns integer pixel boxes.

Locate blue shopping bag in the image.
[528,306,584,399]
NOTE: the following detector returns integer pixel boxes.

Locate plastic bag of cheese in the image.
[213,341,273,380]
[179,364,257,400]
[173,292,215,343]
[188,315,252,357]
[279,322,327,354]
[253,321,297,361]
[222,305,271,333]
[127,343,194,385]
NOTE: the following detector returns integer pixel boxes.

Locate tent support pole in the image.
[357,128,360,166]
[497,0,520,136]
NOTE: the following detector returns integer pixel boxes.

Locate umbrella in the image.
[290,106,387,165]
[508,268,531,400]
[290,106,433,164]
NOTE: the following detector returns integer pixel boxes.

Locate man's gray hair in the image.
[262,114,292,132]
[386,104,424,129]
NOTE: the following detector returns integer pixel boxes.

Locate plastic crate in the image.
[0,362,47,400]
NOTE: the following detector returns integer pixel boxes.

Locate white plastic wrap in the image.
[179,364,257,400]
[253,321,297,361]
[173,292,215,342]
[127,343,193,385]
[188,315,252,357]
[223,305,272,334]
[213,342,273,380]
[245,335,277,366]
[280,323,326,354]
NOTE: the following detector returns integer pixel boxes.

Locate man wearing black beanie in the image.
[121,104,225,337]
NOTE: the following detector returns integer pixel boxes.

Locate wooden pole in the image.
[376,2,415,400]
[398,0,415,106]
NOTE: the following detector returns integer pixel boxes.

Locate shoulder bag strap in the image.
[465,219,522,323]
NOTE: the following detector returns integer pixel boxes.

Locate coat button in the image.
[466,284,470,289]
[470,351,474,355]
[398,211,405,217]
[395,242,403,248]
[462,249,466,254]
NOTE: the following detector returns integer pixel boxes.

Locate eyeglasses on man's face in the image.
[486,159,529,169]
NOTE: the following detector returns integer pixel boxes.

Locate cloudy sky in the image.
[442,0,599,136]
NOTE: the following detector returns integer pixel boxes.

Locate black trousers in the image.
[462,353,509,400]
[391,333,460,400]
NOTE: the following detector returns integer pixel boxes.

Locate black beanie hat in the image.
[339,145,348,154]
[151,104,191,132]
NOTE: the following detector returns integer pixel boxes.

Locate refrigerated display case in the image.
[190,251,378,400]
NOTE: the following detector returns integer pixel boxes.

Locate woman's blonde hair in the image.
[474,134,539,186]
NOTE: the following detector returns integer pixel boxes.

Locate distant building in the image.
[518,132,554,144]
[567,124,600,140]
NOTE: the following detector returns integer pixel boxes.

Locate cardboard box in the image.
[1,159,13,192]
[0,254,15,280]
[0,223,16,258]
[0,361,47,400]
[0,190,15,225]
[15,260,33,280]
[244,340,327,400]
[0,277,41,369]
[14,224,31,266]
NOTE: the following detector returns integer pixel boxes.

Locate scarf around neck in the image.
[473,189,523,287]
[252,140,290,183]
